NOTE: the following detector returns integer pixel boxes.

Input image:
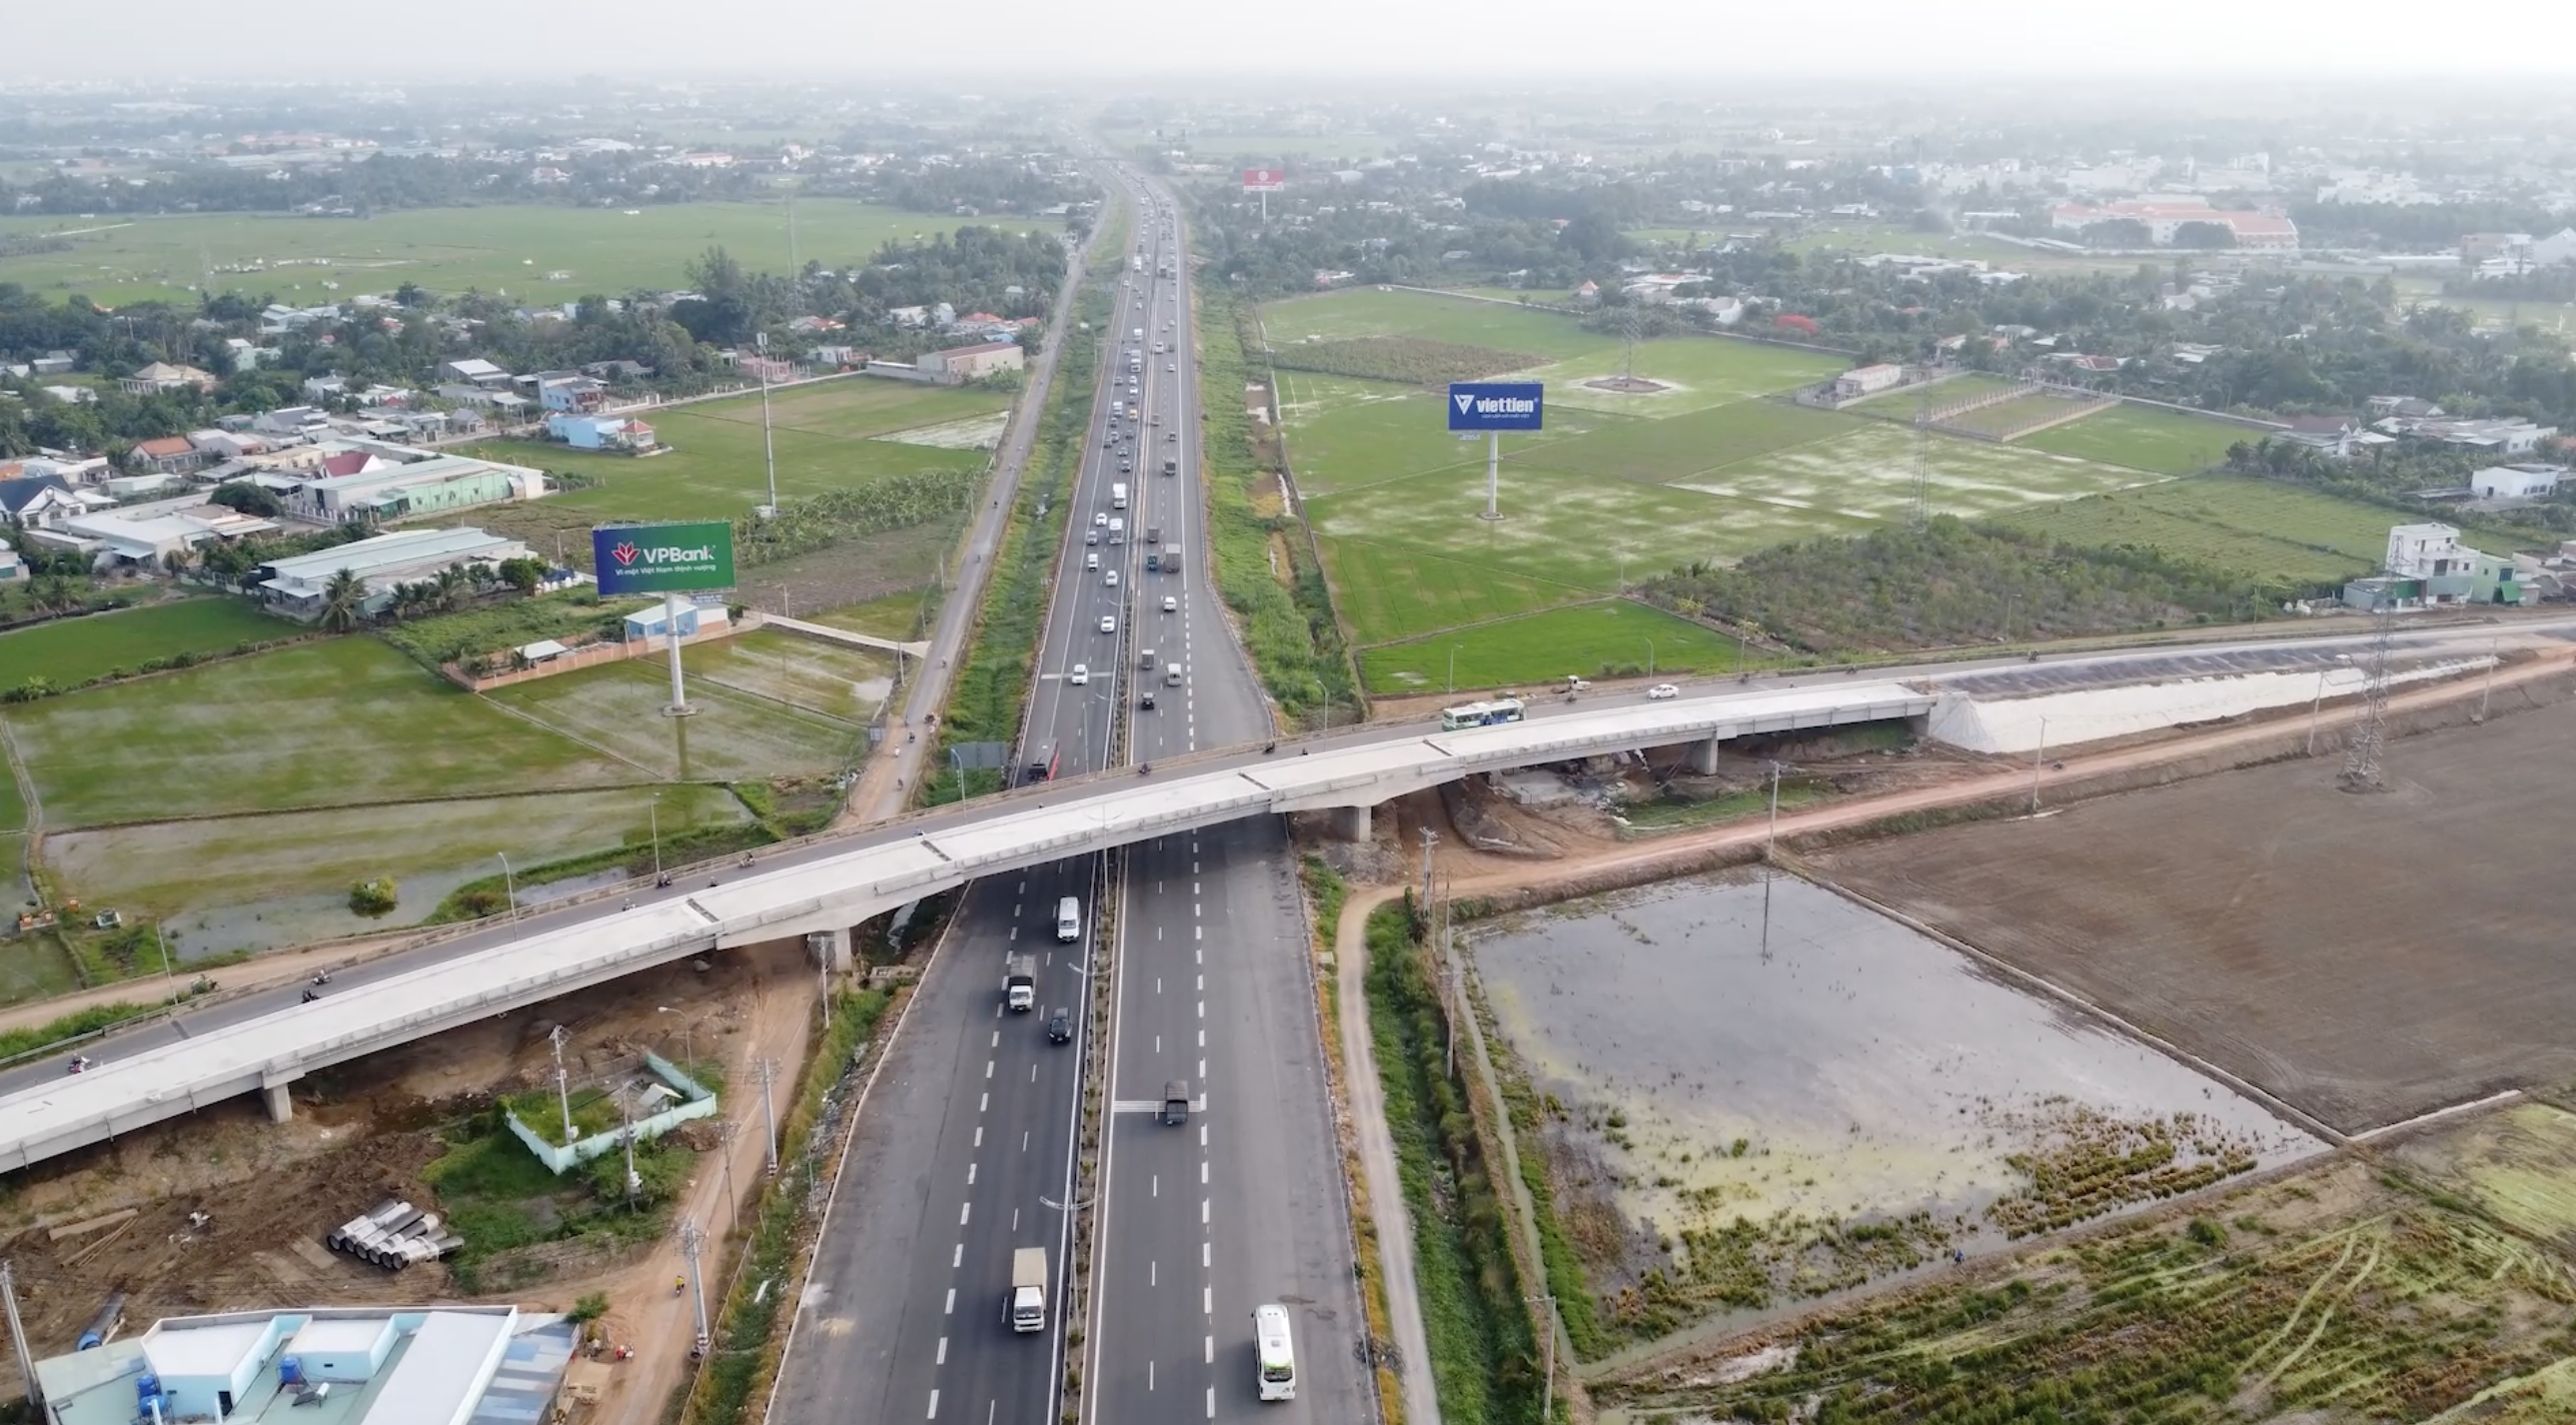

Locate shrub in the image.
[349,877,400,918]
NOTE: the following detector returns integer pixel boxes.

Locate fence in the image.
[440,616,755,693]
[503,1050,720,1174]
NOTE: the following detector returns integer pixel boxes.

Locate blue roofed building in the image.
[32,1306,577,1425]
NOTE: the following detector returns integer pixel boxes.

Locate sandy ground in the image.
[1332,882,1444,1425]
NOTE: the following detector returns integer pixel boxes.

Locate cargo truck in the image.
[1005,953,1036,1011]
[1010,1247,1047,1332]
[1112,483,1128,510]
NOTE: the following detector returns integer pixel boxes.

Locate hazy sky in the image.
[14,0,2575,78]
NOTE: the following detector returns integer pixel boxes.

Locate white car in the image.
[1100,616,1117,635]
[1104,570,1118,588]
[1648,683,1680,700]
[1162,596,1178,613]
[1069,664,1089,686]
[1095,513,1108,527]
[1167,362,1177,372]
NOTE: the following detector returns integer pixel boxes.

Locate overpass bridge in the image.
[0,682,1930,1172]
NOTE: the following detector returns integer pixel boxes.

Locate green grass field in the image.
[490,656,864,783]
[808,588,934,641]
[1935,391,2099,439]
[1260,286,1620,356]
[0,201,987,306]
[1530,340,1844,418]
[7,638,633,826]
[0,598,293,691]
[1516,401,1859,484]
[1992,476,2525,587]
[46,784,746,935]
[683,629,894,723]
[2016,402,2247,476]
[1274,371,1607,497]
[1359,601,1761,694]
[462,377,1000,560]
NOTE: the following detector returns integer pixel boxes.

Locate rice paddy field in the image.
[0,200,979,307]
[2017,401,2248,476]
[0,597,294,691]
[1994,476,2538,588]
[487,634,874,783]
[1356,600,1754,694]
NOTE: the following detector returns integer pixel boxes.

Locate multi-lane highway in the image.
[769,167,1363,1425]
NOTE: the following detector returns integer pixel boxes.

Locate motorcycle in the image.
[300,989,321,1004]
[311,970,332,986]
[66,1055,90,1075]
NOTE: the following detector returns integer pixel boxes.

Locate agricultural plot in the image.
[0,200,960,307]
[1259,285,1617,357]
[1995,475,2535,589]
[715,378,1010,443]
[1357,600,1750,694]
[1843,370,2021,412]
[1273,372,1607,497]
[1601,1149,2576,1423]
[682,630,894,724]
[1816,703,2576,1134]
[1516,400,1859,485]
[1674,422,2157,527]
[7,638,631,826]
[1933,390,2104,440]
[2018,402,2247,475]
[0,598,290,693]
[1472,872,2319,1353]
[47,784,747,950]
[1269,335,1539,387]
[490,658,864,783]
[1528,338,1845,419]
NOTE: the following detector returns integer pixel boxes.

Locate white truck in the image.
[1010,1247,1047,1332]
[1005,953,1036,1012]
[1111,482,1128,510]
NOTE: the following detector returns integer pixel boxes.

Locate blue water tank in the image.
[280,1356,305,1385]
[135,1373,162,1405]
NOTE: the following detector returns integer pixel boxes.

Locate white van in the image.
[1254,1304,1295,1401]
[1056,896,1081,942]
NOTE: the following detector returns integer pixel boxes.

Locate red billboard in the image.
[1241,167,1287,192]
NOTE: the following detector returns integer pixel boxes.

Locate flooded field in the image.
[1472,871,2321,1340]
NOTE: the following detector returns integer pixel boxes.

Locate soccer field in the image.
[2016,402,2246,476]
[0,201,986,307]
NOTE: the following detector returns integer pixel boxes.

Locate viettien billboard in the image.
[1241,167,1286,192]
[1446,382,1545,433]
[593,521,737,597]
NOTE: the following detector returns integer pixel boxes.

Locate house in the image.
[191,429,268,461]
[41,386,95,405]
[1311,270,1357,289]
[546,413,658,453]
[625,598,731,642]
[1833,363,1905,399]
[253,406,332,440]
[282,454,545,525]
[28,351,75,377]
[21,455,110,486]
[2367,395,2445,420]
[440,358,514,388]
[0,476,81,529]
[2169,343,2226,365]
[581,360,653,382]
[0,548,22,583]
[2471,464,2567,499]
[2386,523,2472,579]
[2279,415,2362,458]
[301,375,348,401]
[120,362,218,396]
[918,341,1024,385]
[127,436,204,475]
[885,305,930,328]
[26,507,272,572]
[538,376,607,413]
[258,527,535,617]
[2381,416,2560,454]
[2530,229,2576,268]
[223,337,279,368]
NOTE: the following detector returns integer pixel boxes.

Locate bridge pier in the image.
[260,1069,303,1124]
[1688,734,1725,775]
[1327,802,1373,842]
[806,927,851,972]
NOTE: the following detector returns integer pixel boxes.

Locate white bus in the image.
[1253,1304,1295,1401]
[1438,696,1526,731]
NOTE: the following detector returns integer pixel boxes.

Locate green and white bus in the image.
[1438,696,1526,731]
[1254,1303,1295,1401]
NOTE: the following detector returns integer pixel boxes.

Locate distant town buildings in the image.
[2047,201,2299,251]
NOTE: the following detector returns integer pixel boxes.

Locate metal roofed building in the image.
[258,528,533,619]
[32,1306,575,1425]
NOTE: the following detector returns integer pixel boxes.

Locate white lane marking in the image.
[1199,1057,1206,1079]
[1205,1335,1213,1364]
[990,1030,999,1047]
[952,1243,962,1268]
[1152,1260,1158,1286]
[944,1287,955,1314]
[973,1126,982,1148]
[979,1092,987,1112]
[1202,1240,1210,1266]
[1203,1285,1212,1313]
[967,1162,977,1185]
[1031,1063,1038,1082]
[1196,974,1203,991]
[1197,1001,1204,1019]
[1197,1029,1204,1047]
[1199,1124,1207,1147]
[1194,903,1201,918]
[1150,1361,1156,1391]
[1194,926,1201,941]
[1206,1388,1215,1419]
[959,1202,970,1225]
[936,1337,947,1365]
[1200,1160,1208,1184]
[1201,1198,1210,1225]
[984,1061,993,1079]
[927,1388,938,1419]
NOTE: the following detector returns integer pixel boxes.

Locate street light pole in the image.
[1447,645,1460,696]
[2029,716,2048,814]
[2307,667,2327,755]
[1765,759,1784,861]
[496,852,518,932]
[648,792,662,882]
[152,922,176,997]
[1647,639,1656,677]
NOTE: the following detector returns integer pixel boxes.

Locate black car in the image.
[1046,1009,1072,1043]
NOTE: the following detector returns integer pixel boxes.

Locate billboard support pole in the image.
[1483,431,1501,521]
[662,592,694,716]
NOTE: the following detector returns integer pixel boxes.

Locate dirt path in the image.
[587,940,818,1425]
[1335,885,1444,1425]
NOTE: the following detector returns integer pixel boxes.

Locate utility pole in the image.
[2341,604,2396,792]
[1764,760,1785,861]
[649,791,663,883]
[497,852,519,935]
[2029,717,2049,813]
[679,1218,710,1354]
[1418,827,1438,910]
[619,1100,640,1207]
[756,332,779,520]
[549,1025,577,1145]
[2480,634,2497,721]
[2,1261,36,1409]
[153,922,176,999]
[2306,666,2328,756]
[715,1120,739,1233]
[755,1056,780,1176]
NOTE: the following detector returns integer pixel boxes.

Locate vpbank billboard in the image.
[593,521,736,597]
[1446,381,1544,433]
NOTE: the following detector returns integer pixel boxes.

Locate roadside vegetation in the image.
[1365,898,1549,1425]
[1199,284,1361,724]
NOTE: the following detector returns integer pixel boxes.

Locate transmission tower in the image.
[1620,302,1644,388]
[1910,381,1933,531]
[2339,603,2398,791]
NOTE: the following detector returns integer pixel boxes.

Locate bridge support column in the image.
[1328,802,1373,842]
[806,927,852,972]
[1688,734,1725,775]
[259,1069,302,1124]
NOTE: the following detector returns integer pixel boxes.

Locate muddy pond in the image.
[1472,871,2324,1328]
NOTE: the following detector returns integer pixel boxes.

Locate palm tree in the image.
[318,569,364,633]
[433,566,466,612]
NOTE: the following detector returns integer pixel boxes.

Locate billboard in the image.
[593,521,736,597]
[1446,382,1545,433]
[1241,167,1286,192]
